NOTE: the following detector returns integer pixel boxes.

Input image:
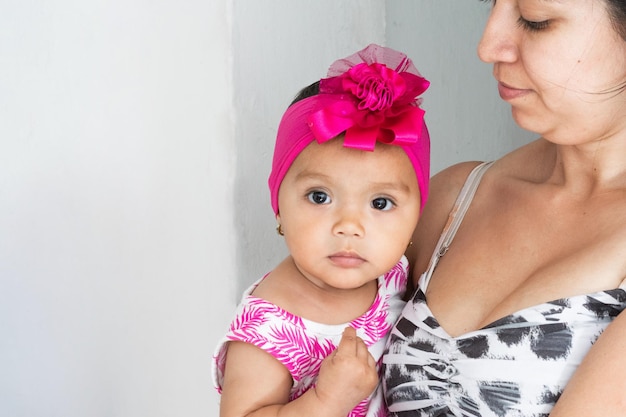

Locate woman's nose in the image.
[477,3,518,64]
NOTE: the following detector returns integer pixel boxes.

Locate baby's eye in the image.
[307,191,331,205]
[371,197,394,211]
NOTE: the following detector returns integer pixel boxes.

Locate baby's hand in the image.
[314,327,379,414]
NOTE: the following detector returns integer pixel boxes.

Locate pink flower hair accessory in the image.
[268,44,431,215]
[309,59,429,152]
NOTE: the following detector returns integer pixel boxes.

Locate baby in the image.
[213,44,430,417]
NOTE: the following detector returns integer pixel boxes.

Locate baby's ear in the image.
[275,214,284,236]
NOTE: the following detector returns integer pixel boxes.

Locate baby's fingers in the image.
[352,331,377,370]
[315,327,379,410]
[335,327,376,367]
[335,326,359,356]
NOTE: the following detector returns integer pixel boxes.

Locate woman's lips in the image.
[497,81,531,101]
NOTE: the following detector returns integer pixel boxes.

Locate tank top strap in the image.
[419,161,494,292]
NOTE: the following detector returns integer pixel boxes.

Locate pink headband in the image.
[268,44,430,215]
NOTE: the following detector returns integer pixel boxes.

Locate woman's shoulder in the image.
[408,161,485,279]
[427,160,491,212]
[424,139,548,219]
[442,138,550,188]
[408,138,548,281]
[430,161,487,194]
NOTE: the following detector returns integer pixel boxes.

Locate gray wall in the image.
[0,1,534,417]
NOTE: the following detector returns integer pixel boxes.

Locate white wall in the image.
[0,1,234,416]
[0,2,535,417]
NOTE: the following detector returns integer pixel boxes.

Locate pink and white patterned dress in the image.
[212,256,408,417]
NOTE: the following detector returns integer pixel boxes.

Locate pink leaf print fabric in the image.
[212,256,409,417]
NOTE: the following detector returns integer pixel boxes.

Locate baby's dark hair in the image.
[290,81,320,106]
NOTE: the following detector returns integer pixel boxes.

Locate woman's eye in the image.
[307,191,331,205]
[517,17,550,32]
[371,197,394,211]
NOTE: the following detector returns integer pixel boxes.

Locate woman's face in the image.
[478,0,626,145]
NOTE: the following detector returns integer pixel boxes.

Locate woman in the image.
[382,1,626,416]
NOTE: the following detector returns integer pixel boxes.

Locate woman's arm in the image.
[549,310,626,416]
[219,327,378,417]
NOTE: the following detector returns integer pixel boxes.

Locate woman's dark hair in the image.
[606,0,626,41]
[290,81,320,106]
[601,0,626,96]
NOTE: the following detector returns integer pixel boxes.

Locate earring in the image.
[276,224,284,236]
[407,241,413,248]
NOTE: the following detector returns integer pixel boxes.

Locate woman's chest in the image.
[421,210,626,337]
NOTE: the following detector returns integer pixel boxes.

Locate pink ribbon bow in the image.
[307,62,429,151]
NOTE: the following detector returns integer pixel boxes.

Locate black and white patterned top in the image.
[382,162,626,417]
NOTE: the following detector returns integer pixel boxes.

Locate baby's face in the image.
[276,137,420,291]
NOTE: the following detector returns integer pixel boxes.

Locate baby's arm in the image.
[219,327,378,417]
